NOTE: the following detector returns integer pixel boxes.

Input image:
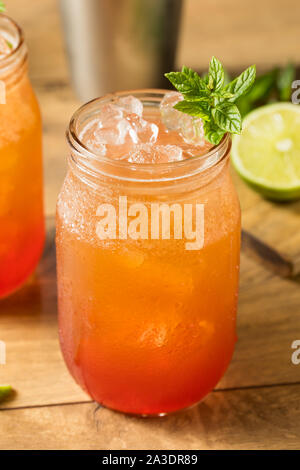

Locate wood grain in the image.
[1,383,300,450]
[241,230,294,278]
[234,171,300,276]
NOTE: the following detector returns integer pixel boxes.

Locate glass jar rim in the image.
[67,89,231,184]
[0,14,24,62]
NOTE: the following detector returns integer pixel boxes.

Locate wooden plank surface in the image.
[234,173,300,276]
[1,383,300,450]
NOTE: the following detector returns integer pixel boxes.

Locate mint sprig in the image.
[0,2,5,13]
[165,57,256,145]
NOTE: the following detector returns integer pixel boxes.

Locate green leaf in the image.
[277,63,295,101]
[165,59,257,144]
[218,90,235,99]
[182,91,209,102]
[208,75,214,90]
[244,69,277,102]
[209,56,225,91]
[212,102,242,133]
[225,65,256,101]
[0,2,5,13]
[236,68,277,116]
[165,66,207,95]
[203,121,226,145]
[174,100,210,121]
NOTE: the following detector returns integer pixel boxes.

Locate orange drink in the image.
[56,91,240,416]
[0,15,44,298]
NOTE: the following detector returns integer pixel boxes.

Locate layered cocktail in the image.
[57,89,241,416]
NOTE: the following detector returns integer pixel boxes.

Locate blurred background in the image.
[5,0,300,215]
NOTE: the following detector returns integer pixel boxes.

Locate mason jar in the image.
[0,14,44,298]
[56,91,241,416]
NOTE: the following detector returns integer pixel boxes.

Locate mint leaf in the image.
[174,100,210,121]
[0,2,5,13]
[236,69,277,116]
[182,91,209,102]
[165,58,256,145]
[181,66,207,91]
[225,65,256,101]
[218,90,235,99]
[203,121,226,146]
[165,66,206,95]
[209,56,225,92]
[208,75,214,90]
[212,102,242,134]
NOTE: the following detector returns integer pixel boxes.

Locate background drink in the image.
[56,91,241,415]
[0,15,44,298]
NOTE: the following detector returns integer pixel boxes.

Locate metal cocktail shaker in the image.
[59,0,183,102]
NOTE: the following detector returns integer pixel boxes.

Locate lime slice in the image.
[0,384,12,403]
[231,103,300,200]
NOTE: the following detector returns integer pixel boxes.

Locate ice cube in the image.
[95,118,134,146]
[116,95,143,117]
[160,91,206,146]
[94,103,130,145]
[160,91,183,131]
[85,139,107,156]
[80,103,138,151]
[100,103,124,121]
[128,144,183,164]
[80,100,159,158]
[79,119,106,154]
[181,117,205,146]
[79,104,123,143]
[126,114,158,144]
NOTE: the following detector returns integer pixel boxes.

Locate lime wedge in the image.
[0,384,12,403]
[231,103,300,200]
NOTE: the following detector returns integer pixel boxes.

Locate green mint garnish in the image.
[165,57,256,145]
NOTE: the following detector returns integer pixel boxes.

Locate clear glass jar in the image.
[0,14,44,298]
[56,91,241,416]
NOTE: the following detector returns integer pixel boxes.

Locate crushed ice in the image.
[160,92,205,146]
[80,94,205,162]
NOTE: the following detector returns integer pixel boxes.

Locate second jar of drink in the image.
[0,14,44,298]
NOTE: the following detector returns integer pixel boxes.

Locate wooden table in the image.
[1,0,300,450]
